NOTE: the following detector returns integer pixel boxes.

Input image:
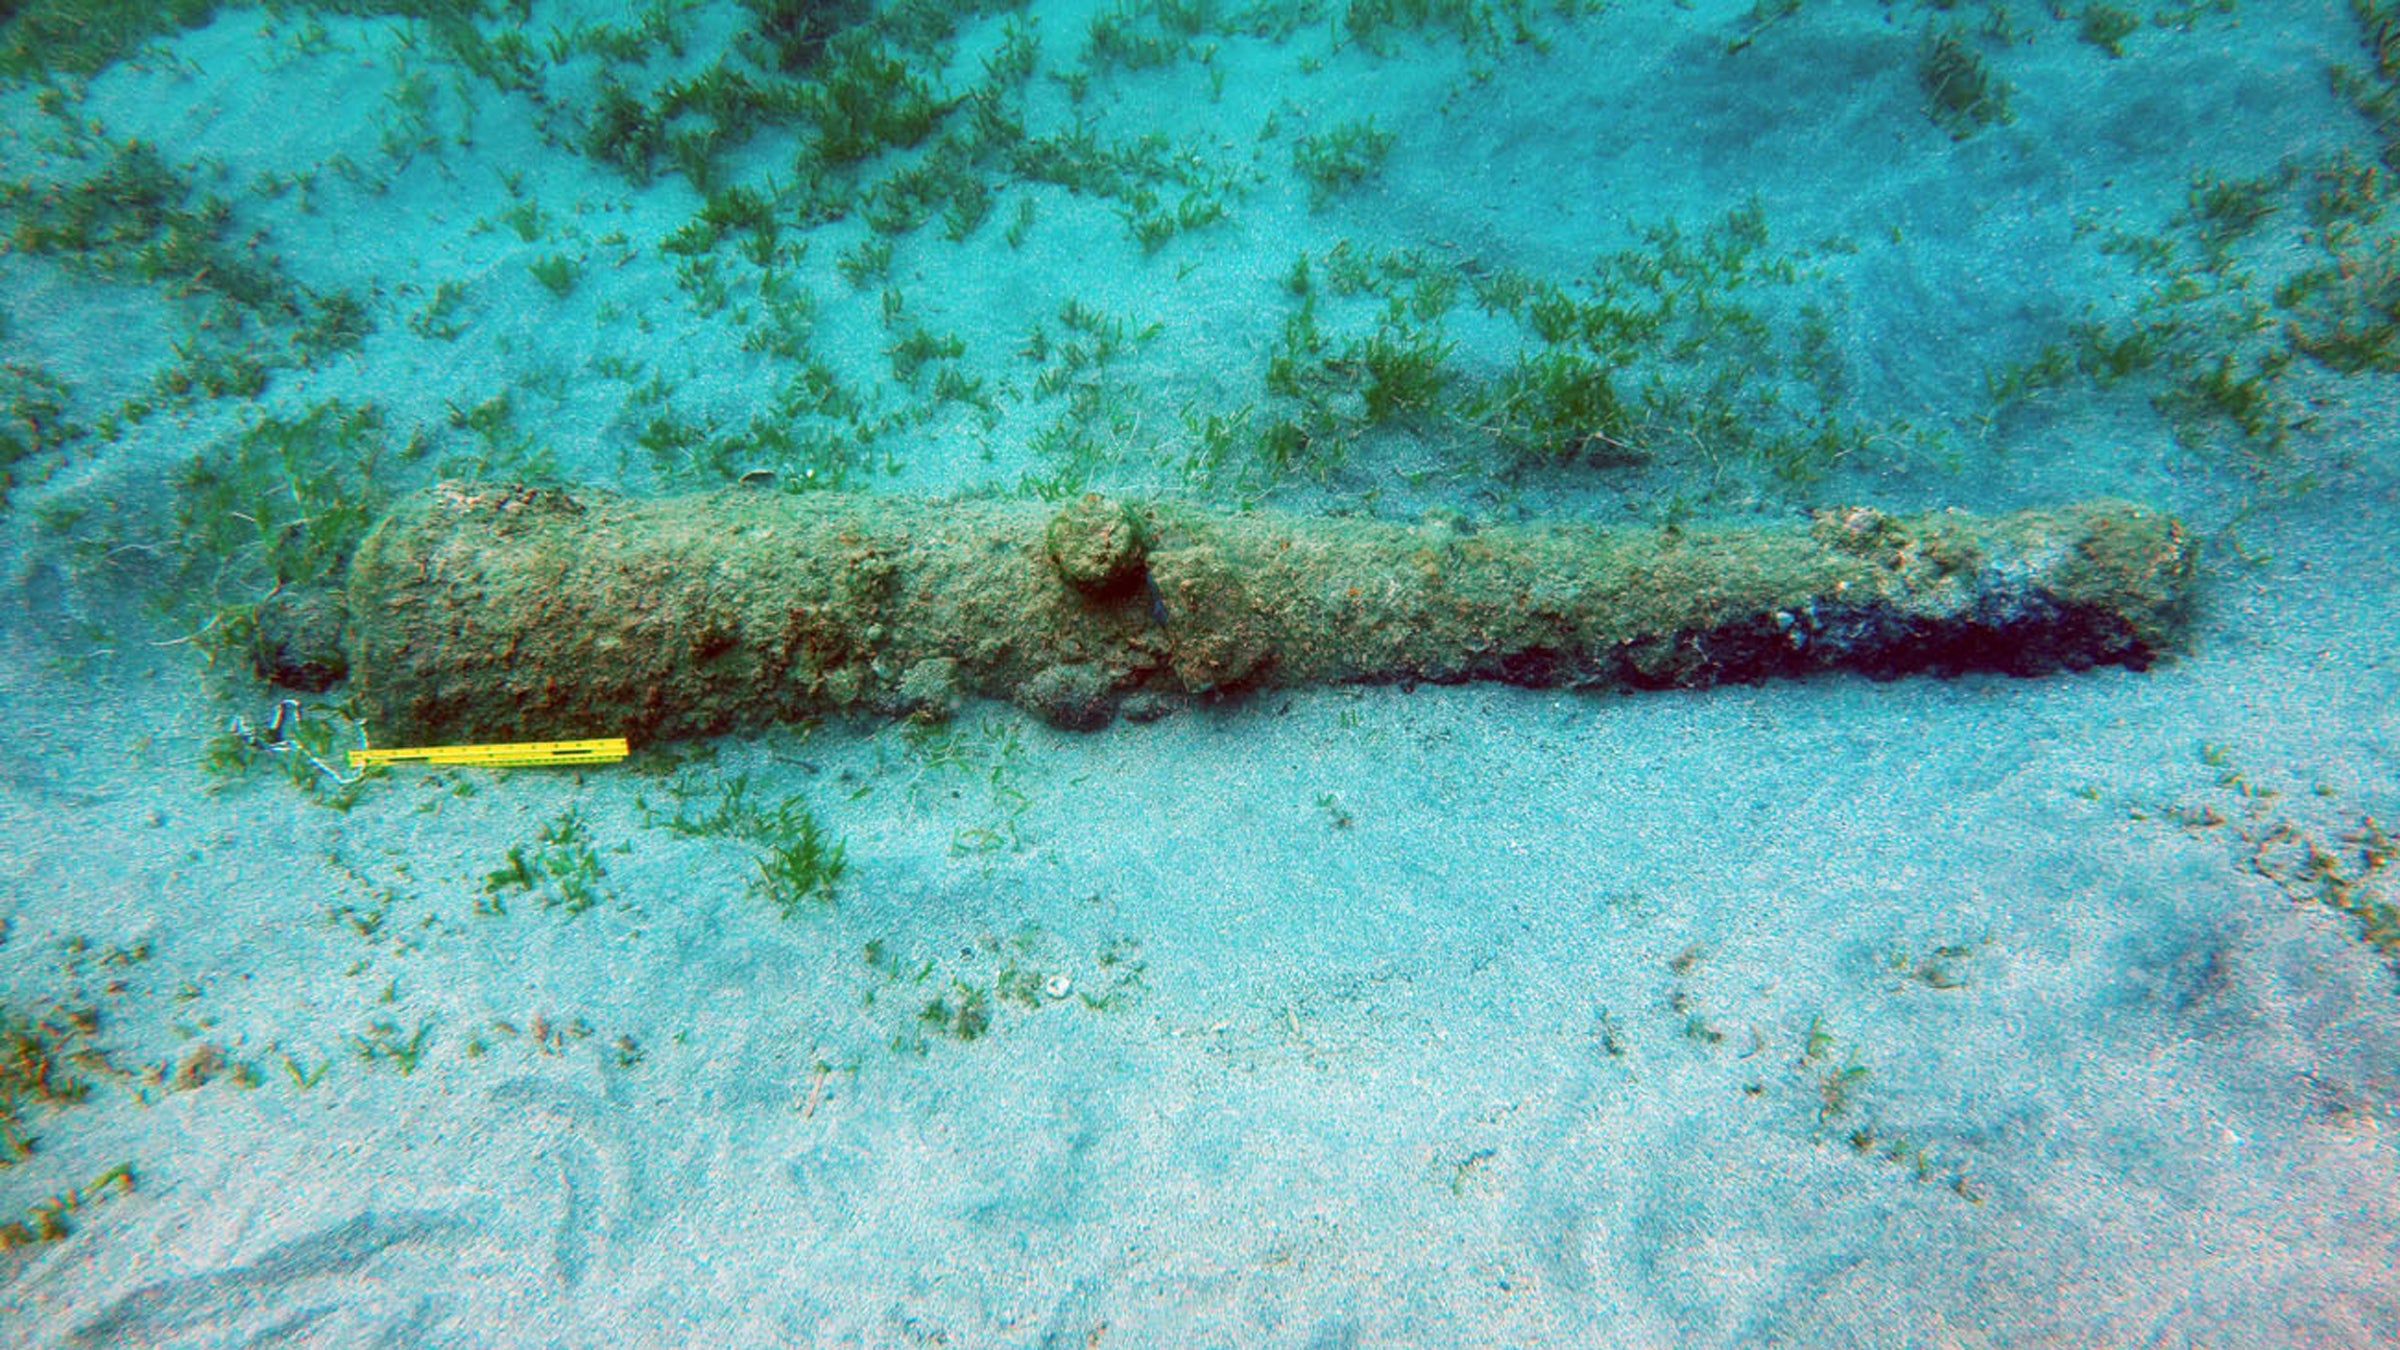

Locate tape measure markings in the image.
[347,737,629,769]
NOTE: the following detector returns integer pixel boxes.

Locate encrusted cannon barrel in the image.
[342,483,2196,744]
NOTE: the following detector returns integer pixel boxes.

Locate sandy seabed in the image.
[2,0,2397,1344]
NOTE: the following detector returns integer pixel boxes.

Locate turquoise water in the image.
[2,1,2397,1344]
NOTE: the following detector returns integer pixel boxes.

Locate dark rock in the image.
[1015,662,1117,731]
[1117,691,1183,723]
[891,656,965,720]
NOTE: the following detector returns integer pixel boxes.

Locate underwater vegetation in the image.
[166,404,401,663]
[482,809,612,916]
[1450,203,1908,487]
[1292,116,1397,208]
[1983,0,2400,481]
[0,360,75,509]
[1917,25,2011,137]
[1652,944,1990,1206]
[0,129,371,445]
[0,0,214,77]
[1,1002,97,1168]
[866,928,1145,1056]
[1230,217,1875,494]
[0,0,2312,561]
[0,937,166,1251]
[0,1160,137,1250]
[2152,743,2400,974]
[753,809,849,915]
[0,0,2366,555]
[2076,4,2142,58]
[640,772,848,915]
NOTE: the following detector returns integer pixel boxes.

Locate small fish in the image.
[1144,575,1170,628]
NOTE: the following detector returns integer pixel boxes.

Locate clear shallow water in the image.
[1,1,2396,1344]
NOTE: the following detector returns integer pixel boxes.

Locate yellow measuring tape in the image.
[347,737,629,770]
